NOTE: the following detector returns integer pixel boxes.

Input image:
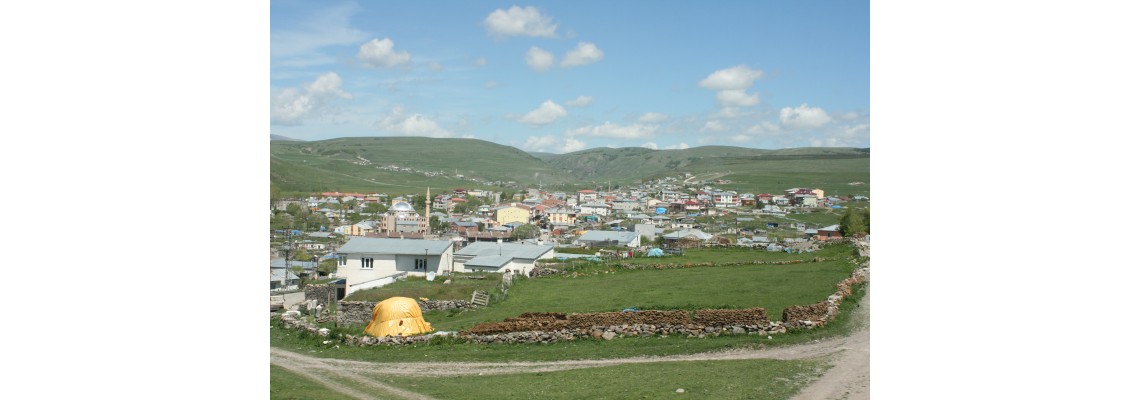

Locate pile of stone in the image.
[567,310,689,328]
[693,307,769,326]
[529,267,565,278]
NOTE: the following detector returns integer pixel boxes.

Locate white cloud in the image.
[519,100,568,125]
[521,135,586,153]
[270,72,352,126]
[526,47,554,72]
[641,142,658,150]
[484,6,558,38]
[357,38,411,69]
[565,122,657,139]
[562,138,587,153]
[715,107,742,119]
[638,112,667,123]
[730,134,751,143]
[564,96,594,107]
[376,105,452,138]
[699,65,764,90]
[779,104,833,129]
[715,89,759,107]
[747,121,783,136]
[561,42,604,67]
[701,120,728,133]
[474,57,487,67]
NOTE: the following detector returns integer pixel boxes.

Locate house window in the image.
[362,257,373,269]
[338,255,347,266]
[414,258,427,270]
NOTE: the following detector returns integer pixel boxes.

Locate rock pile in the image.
[419,299,473,311]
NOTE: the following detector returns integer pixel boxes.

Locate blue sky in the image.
[270,1,869,153]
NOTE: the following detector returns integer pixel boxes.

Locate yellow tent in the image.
[363,297,434,337]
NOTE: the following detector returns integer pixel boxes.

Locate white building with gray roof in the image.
[452,242,555,275]
[335,237,454,296]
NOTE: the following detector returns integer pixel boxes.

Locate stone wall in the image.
[304,284,337,308]
[336,301,375,325]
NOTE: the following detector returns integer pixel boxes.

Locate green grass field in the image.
[342,273,504,303]
[270,365,356,400]
[375,358,826,399]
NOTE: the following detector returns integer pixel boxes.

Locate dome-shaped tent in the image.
[364,297,434,337]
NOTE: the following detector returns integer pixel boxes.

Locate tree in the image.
[413,193,427,212]
[270,184,282,210]
[363,202,387,215]
[343,199,359,213]
[839,207,868,237]
[512,224,540,240]
[317,259,337,277]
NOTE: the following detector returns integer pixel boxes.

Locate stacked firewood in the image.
[781,302,830,327]
[567,310,689,328]
[692,307,769,326]
[467,313,570,335]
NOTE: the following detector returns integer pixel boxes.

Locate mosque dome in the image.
[391,201,415,212]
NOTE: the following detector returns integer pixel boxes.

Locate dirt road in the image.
[271,285,869,399]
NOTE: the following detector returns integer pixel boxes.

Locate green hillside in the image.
[270,137,571,194]
[270,137,869,196]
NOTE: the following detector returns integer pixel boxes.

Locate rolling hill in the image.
[270,137,870,196]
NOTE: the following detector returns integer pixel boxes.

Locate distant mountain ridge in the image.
[270,136,869,196]
[271,134,303,141]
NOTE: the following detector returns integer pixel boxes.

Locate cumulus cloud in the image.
[779,104,832,129]
[270,72,352,126]
[484,6,558,38]
[519,100,568,125]
[565,122,657,139]
[730,134,751,143]
[357,38,411,68]
[521,135,586,153]
[701,120,728,133]
[376,105,452,138]
[526,46,554,72]
[638,112,667,123]
[561,42,604,67]
[747,121,783,136]
[564,96,594,107]
[715,89,759,107]
[699,65,764,90]
[271,2,368,68]
[474,57,487,66]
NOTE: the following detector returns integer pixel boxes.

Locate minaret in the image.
[425,187,431,217]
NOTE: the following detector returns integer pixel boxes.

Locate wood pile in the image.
[781,302,830,326]
[567,310,689,328]
[693,307,769,326]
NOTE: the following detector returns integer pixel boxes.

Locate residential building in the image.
[577,189,598,203]
[335,237,454,296]
[452,242,555,275]
[493,205,531,225]
[578,202,612,217]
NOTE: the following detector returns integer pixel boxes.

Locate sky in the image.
[270,1,869,153]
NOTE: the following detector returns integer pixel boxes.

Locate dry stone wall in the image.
[567,310,690,328]
[304,285,337,308]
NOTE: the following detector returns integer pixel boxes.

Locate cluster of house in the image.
[270,178,867,294]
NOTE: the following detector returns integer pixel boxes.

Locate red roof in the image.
[578,189,595,193]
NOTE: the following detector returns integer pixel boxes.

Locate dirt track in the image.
[270,285,869,399]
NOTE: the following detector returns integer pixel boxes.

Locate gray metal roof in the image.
[577,230,639,243]
[338,237,452,255]
[455,242,554,260]
[464,255,513,268]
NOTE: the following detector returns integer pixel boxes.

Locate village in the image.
[269,172,869,301]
